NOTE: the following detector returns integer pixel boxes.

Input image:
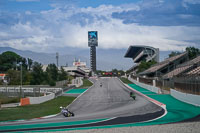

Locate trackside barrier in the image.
[20,98,30,106]
[29,92,55,104]
[20,92,55,105]
[124,84,166,110]
[128,78,161,94]
[171,89,200,106]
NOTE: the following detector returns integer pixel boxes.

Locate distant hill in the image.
[0,47,133,70]
[0,47,87,67]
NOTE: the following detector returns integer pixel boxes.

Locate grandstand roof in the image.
[124,45,159,63]
[163,55,200,78]
[140,52,188,76]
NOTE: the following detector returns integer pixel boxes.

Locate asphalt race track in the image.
[0,77,164,132]
[67,77,163,120]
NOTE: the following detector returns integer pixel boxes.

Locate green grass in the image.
[0,96,76,122]
[0,95,20,104]
[120,77,133,84]
[78,79,93,88]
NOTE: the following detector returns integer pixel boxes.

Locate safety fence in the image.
[0,86,62,97]
[131,75,200,95]
[173,75,200,95]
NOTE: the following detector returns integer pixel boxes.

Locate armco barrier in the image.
[171,89,200,106]
[29,92,55,104]
[128,78,161,94]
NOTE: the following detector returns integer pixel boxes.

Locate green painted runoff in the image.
[65,89,87,94]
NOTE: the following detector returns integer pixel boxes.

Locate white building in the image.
[42,59,90,77]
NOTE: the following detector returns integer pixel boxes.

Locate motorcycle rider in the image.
[60,106,74,117]
[60,106,68,114]
[130,92,136,100]
[100,82,102,87]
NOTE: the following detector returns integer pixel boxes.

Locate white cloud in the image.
[15,0,40,2]
[182,0,200,8]
[80,4,140,17]
[0,3,199,53]
[25,11,32,15]
[183,0,200,4]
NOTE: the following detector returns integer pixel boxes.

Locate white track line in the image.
[118,78,167,120]
[66,78,95,109]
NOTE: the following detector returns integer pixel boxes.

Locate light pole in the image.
[20,62,23,98]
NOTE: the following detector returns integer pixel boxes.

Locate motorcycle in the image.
[60,106,75,117]
[100,83,102,87]
[130,92,136,100]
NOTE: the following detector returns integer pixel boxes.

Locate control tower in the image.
[88,31,98,72]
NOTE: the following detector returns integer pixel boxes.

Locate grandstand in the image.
[127,48,200,95]
[125,45,159,74]
[163,55,200,79]
[187,66,200,75]
[140,52,188,77]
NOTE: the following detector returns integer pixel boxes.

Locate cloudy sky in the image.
[0,0,200,53]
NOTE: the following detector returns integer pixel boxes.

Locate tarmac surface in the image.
[0,77,163,132]
[66,77,162,120]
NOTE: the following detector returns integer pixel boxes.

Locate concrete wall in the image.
[56,80,68,87]
[128,77,161,94]
[171,89,200,106]
[71,77,83,87]
[29,92,55,104]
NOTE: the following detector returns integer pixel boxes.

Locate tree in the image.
[23,71,33,85]
[0,79,3,85]
[58,67,68,81]
[0,51,21,71]
[169,51,181,58]
[7,69,20,85]
[46,64,58,81]
[111,69,118,74]
[21,57,28,70]
[0,51,29,72]
[27,58,33,71]
[137,60,157,73]
[46,64,58,86]
[30,62,44,85]
[186,47,200,59]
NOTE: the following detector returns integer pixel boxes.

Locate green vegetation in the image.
[137,60,157,73]
[79,79,93,88]
[0,51,71,86]
[0,96,75,121]
[120,77,133,84]
[0,95,20,104]
[168,51,182,57]
[168,47,200,59]
[30,63,70,86]
[186,46,200,59]
[0,51,25,71]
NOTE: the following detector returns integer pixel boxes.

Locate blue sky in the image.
[0,0,200,53]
